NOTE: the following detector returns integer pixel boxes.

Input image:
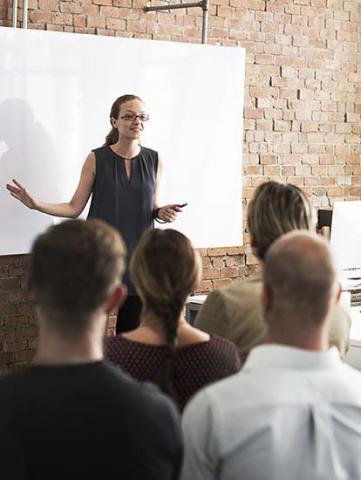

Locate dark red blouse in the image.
[105,334,241,411]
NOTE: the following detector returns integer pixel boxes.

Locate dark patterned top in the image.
[87,145,158,294]
[105,335,241,411]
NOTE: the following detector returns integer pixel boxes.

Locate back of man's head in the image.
[247,181,315,261]
[30,219,126,338]
[264,231,338,331]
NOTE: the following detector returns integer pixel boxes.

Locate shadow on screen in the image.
[0,98,59,254]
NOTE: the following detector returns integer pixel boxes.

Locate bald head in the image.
[264,231,338,329]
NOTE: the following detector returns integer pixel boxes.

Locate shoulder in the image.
[0,372,20,396]
[205,335,241,370]
[141,146,158,157]
[88,145,110,162]
[205,276,261,304]
[105,336,160,368]
[126,375,182,441]
[104,336,128,363]
[140,146,159,166]
[103,361,170,407]
[0,369,42,407]
[182,375,231,435]
[208,334,239,352]
[198,279,260,320]
[92,145,108,155]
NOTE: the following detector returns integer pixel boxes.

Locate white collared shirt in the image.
[181,345,361,480]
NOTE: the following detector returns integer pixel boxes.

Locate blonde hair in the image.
[247,181,314,261]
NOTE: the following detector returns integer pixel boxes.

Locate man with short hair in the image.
[182,232,361,480]
[0,219,182,479]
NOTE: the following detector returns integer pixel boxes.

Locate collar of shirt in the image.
[243,344,341,371]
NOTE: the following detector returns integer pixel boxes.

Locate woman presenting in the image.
[7,94,183,332]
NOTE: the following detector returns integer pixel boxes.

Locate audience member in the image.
[106,229,240,411]
[0,219,182,479]
[195,181,351,362]
[182,232,361,480]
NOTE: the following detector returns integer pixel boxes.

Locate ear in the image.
[249,237,259,258]
[105,284,127,315]
[334,281,342,305]
[262,283,273,315]
[26,273,37,303]
[110,117,117,129]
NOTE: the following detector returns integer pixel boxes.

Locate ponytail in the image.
[105,126,119,146]
[152,298,183,408]
[130,228,201,410]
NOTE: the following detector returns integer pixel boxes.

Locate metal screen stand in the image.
[144,0,209,44]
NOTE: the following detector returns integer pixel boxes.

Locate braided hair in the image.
[130,229,201,407]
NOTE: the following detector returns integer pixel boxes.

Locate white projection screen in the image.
[0,26,245,255]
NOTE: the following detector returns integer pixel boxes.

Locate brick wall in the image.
[0,0,360,367]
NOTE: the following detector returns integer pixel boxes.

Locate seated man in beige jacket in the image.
[195,181,351,364]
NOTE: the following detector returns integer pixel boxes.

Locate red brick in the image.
[207,247,228,257]
[39,0,59,10]
[106,18,125,29]
[29,11,52,22]
[60,2,83,14]
[256,119,273,130]
[100,6,121,17]
[197,280,213,292]
[213,278,233,289]
[212,257,225,268]
[87,16,105,28]
[82,5,99,15]
[202,269,220,280]
[73,15,86,27]
[244,108,263,119]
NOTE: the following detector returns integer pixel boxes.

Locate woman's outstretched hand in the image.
[157,204,183,223]
[6,179,37,210]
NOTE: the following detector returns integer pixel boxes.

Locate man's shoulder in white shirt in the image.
[181,345,361,480]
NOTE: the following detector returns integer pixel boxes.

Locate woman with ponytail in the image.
[105,229,240,411]
[7,95,184,332]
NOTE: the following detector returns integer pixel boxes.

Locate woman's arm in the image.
[153,157,183,223]
[6,152,96,219]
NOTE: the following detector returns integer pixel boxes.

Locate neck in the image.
[112,138,140,159]
[125,310,187,344]
[34,313,106,365]
[140,310,187,329]
[265,315,329,352]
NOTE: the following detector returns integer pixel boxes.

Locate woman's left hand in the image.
[157,204,183,223]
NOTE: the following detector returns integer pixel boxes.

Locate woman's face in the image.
[111,99,148,142]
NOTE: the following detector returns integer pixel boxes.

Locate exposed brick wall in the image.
[0,0,360,367]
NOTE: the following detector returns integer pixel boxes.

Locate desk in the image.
[185,295,207,325]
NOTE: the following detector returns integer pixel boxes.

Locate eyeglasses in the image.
[119,113,150,122]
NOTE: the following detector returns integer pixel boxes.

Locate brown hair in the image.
[105,94,143,146]
[247,181,314,261]
[30,219,126,338]
[130,229,200,404]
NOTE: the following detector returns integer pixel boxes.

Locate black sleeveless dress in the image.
[87,145,158,296]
